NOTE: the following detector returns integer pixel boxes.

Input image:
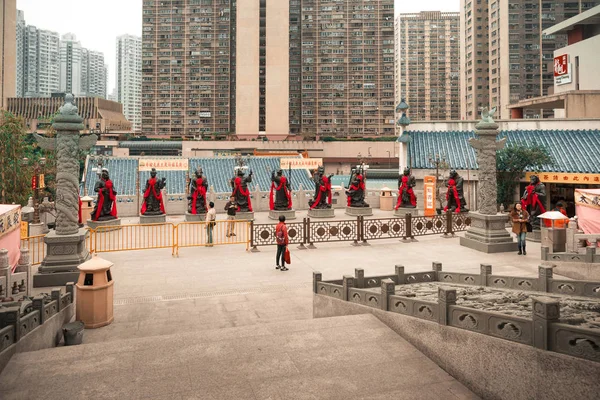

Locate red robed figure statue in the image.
[310,172,332,210]
[188,167,208,215]
[394,167,417,210]
[91,168,118,222]
[270,169,292,210]
[231,169,253,212]
[444,178,461,213]
[521,174,550,229]
[141,168,166,215]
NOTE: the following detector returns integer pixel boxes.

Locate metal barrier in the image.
[90,223,176,255]
[176,220,251,254]
[20,235,46,266]
[251,212,472,250]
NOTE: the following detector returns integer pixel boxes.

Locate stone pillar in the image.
[538,265,554,293]
[355,268,365,288]
[395,265,405,285]
[313,271,322,294]
[431,262,442,280]
[460,111,518,253]
[532,296,560,350]
[33,94,97,287]
[438,287,457,325]
[342,275,354,301]
[480,264,492,286]
[381,279,395,311]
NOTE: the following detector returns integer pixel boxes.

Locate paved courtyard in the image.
[2,214,550,399]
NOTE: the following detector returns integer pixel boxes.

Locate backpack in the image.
[276,225,286,245]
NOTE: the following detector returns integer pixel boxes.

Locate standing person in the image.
[275,215,289,271]
[224,196,237,237]
[511,203,530,255]
[206,201,216,247]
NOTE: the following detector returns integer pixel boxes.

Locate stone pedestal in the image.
[308,208,335,218]
[33,228,90,287]
[86,218,121,231]
[527,229,541,243]
[393,208,420,217]
[345,206,373,217]
[236,211,254,221]
[460,212,518,253]
[185,212,206,222]
[29,222,48,236]
[140,214,166,224]
[269,209,297,220]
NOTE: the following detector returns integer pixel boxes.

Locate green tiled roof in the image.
[408,130,600,173]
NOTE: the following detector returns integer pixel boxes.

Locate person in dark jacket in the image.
[224,196,237,237]
[511,203,530,255]
[275,215,289,271]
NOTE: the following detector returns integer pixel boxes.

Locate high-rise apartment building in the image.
[116,34,142,132]
[59,33,107,99]
[395,11,460,121]
[17,20,61,98]
[1,0,17,109]
[461,0,600,120]
[142,0,394,138]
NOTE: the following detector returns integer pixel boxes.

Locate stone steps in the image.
[0,314,478,400]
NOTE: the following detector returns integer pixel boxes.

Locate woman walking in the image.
[275,215,289,271]
[511,203,530,255]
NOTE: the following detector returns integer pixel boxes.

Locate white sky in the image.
[16,0,458,93]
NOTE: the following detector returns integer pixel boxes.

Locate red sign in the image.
[554,55,568,77]
[31,176,37,190]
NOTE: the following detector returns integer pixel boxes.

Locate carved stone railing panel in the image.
[487,275,539,291]
[404,271,436,284]
[316,282,343,300]
[0,325,14,352]
[43,300,58,320]
[347,288,380,308]
[19,310,40,338]
[550,323,600,363]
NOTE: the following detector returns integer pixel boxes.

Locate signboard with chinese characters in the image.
[524,172,600,185]
[423,175,436,217]
[554,54,572,85]
[0,205,21,240]
[575,189,600,210]
[139,159,189,171]
[280,158,323,170]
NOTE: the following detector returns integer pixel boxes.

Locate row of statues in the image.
[89,166,474,221]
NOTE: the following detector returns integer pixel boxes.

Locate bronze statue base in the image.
[140,214,166,225]
[308,208,335,219]
[185,212,206,222]
[269,209,297,221]
[236,211,255,221]
[345,206,373,217]
[87,218,121,231]
[393,208,420,217]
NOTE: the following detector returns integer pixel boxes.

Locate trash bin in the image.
[63,321,84,345]
[81,195,94,224]
[380,187,394,211]
[76,255,114,328]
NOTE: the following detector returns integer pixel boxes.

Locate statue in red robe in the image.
[444,178,461,213]
[394,167,417,209]
[188,167,208,215]
[521,174,547,230]
[230,169,253,212]
[270,169,292,210]
[92,168,118,221]
[141,168,166,215]
[346,169,369,208]
[309,167,333,210]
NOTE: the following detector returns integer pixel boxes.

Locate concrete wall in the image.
[314,294,600,400]
[554,35,600,94]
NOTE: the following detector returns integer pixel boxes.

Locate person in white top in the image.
[206,201,216,246]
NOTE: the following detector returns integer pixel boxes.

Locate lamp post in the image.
[396,99,411,174]
[22,157,46,224]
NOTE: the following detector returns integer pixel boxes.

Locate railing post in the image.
[250,220,259,252]
[361,216,368,245]
[432,262,442,281]
[353,216,360,246]
[52,289,62,312]
[404,212,413,241]
[381,279,395,311]
[532,296,560,350]
[32,295,46,325]
[343,275,354,301]
[313,271,322,294]
[541,246,550,261]
[445,211,453,237]
[585,247,596,263]
[306,217,315,249]
[66,282,75,305]
[395,265,405,285]
[480,264,492,286]
[0,307,21,342]
[438,287,457,325]
[355,268,365,289]
[538,265,554,293]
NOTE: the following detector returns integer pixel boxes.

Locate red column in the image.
[511,108,524,119]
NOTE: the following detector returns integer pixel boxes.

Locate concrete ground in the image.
[4,212,548,399]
